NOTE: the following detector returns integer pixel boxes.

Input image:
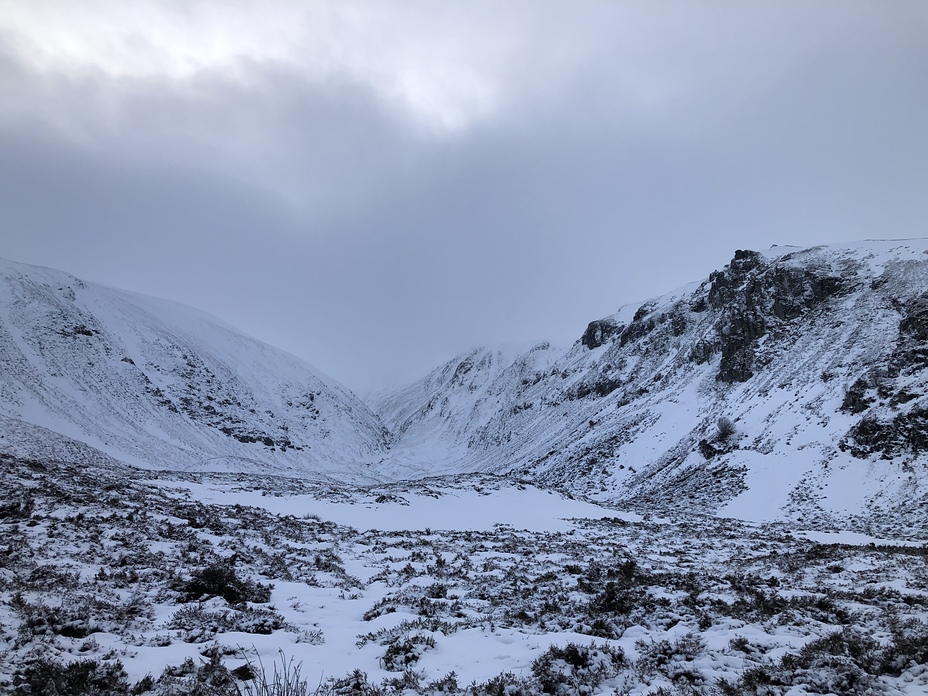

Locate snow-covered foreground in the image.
[2,454,927,695]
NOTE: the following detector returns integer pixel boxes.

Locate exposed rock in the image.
[689,340,716,365]
[619,316,657,347]
[899,293,928,341]
[841,377,876,414]
[708,250,845,382]
[568,376,623,400]
[451,357,476,384]
[669,310,687,336]
[581,319,621,349]
[843,408,928,459]
[717,309,767,382]
[840,292,928,458]
[889,293,928,377]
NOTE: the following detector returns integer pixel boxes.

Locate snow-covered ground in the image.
[2,455,926,694]
[150,476,642,533]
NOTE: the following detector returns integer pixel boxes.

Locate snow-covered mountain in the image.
[5,241,928,695]
[5,241,928,533]
[0,257,388,478]
[373,342,565,479]
[374,240,928,533]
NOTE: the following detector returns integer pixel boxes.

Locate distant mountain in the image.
[0,257,388,479]
[372,342,566,479]
[374,240,928,533]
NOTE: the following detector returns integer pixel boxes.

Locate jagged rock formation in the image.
[0,257,388,478]
[374,240,928,533]
[706,248,844,382]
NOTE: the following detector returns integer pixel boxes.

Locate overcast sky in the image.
[1,2,926,393]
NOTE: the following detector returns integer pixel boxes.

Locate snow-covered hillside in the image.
[0,257,388,478]
[374,240,928,535]
[373,343,566,479]
[4,241,928,533]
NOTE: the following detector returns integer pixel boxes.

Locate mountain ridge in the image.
[3,240,928,534]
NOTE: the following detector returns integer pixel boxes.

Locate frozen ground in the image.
[2,453,927,695]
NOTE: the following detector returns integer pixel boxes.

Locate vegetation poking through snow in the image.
[0,452,926,694]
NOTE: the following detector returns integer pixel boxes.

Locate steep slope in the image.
[374,240,928,533]
[373,343,566,479]
[0,257,388,478]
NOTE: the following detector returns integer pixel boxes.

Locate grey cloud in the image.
[1,3,927,392]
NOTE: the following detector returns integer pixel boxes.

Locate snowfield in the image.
[153,476,642,533]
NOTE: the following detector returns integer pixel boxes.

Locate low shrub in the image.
[635,632,706,683]
[181,558,272,605]
[14,657,131,696]
[531,641,625,694]
[168,604,289,642]
[381,634,436,672]
[724,628,883,695]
